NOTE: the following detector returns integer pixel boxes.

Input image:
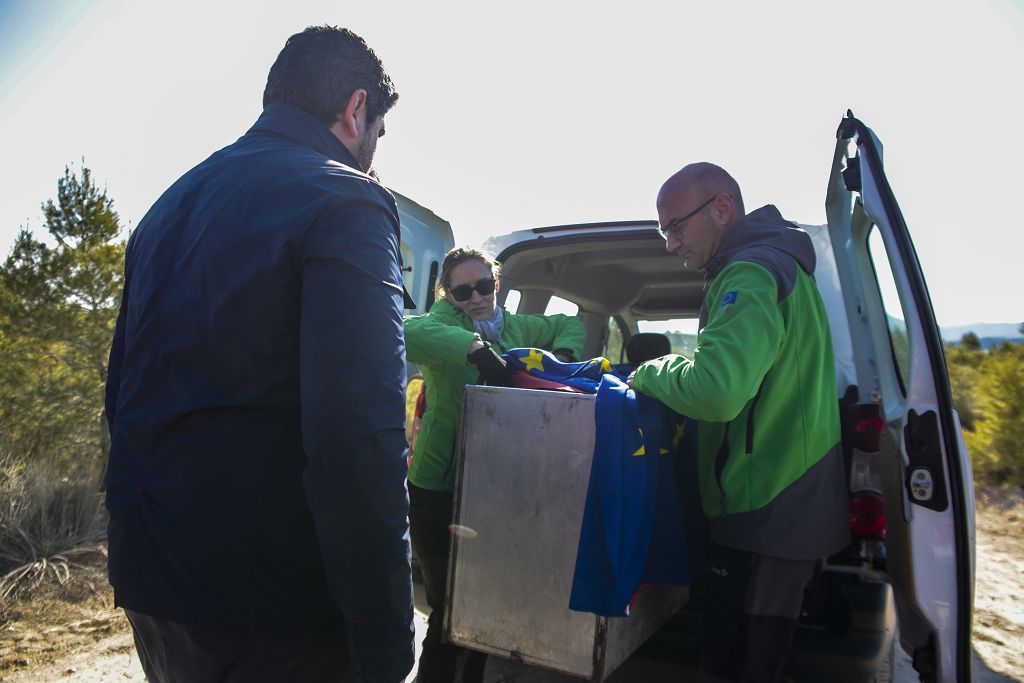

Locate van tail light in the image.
[852,405,884,452]
[849,491,886,540]
[848,404,886,539]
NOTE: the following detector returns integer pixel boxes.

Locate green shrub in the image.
[960,343,1024,486]
[945,334,1024,487]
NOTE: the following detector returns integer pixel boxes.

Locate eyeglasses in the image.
[659,195,717,240]
[450,278,496,302]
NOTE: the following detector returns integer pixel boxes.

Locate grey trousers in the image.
[699,543,816,683]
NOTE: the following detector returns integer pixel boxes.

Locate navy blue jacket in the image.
[104,104,414,682]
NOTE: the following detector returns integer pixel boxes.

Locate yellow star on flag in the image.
[523,348,546,373]
[632,428,645,456]
[660,447,670,455]
[672,422,686,447]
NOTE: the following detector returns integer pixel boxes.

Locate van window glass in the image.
[545,295,579,317]
[604,318,624,363]
[867,227,910,394]
[503,289,521,313]
[637,319,699,334]
[638,319,699,359]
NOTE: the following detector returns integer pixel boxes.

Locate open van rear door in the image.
[393,190,455,312]
[824,112,975,683]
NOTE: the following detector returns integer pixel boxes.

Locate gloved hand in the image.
[468,342,514,386]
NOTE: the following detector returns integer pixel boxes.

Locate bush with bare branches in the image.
[0,451,105,612]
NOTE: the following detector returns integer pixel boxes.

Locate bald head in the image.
[657,163,746,270]
[657,163,745,218]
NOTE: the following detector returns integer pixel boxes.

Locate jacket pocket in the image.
[713,432,730,515]
[745,379,767,454]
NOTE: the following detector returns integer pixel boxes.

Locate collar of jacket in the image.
[247,103,364,171]
[701,204,791,280]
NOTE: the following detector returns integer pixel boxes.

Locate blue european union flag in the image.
[568,375,692,616]
[503,348,614,392]
[721,291,738,306]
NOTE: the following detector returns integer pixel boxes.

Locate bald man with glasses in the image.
[631,163,850,683]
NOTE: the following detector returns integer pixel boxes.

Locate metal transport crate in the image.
[443,385,688,682]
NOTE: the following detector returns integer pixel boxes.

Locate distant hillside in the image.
[664,323,1021,354]
[941,322,1022,348]
[941,322,1023,343]
[885,316,1021,347]
[970,337,1024,349]
[659,321,1019,352]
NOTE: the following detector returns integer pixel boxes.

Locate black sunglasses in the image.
[450,278,496,302]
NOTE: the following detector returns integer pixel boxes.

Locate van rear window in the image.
[867,227,910,396]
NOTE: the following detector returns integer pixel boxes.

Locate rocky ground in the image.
[1,489,1021,682]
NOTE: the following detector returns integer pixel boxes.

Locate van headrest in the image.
[626,332,672,366]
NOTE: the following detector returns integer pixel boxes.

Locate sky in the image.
[0,0,1021,327]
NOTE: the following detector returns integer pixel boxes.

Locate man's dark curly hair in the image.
[263,26,399,126]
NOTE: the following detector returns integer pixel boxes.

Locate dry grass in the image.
[0,545,119,676]
[0,452,105,616]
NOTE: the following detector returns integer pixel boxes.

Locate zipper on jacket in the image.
[714,432,730,515]
[745,379,767,454]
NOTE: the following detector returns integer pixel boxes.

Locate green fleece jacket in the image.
[405,301,585,491]
[633,205,850,560]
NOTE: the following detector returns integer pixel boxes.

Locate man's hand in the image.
[468,342,513,386]
[626,370,636,390]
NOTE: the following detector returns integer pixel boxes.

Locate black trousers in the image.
[125,609,353,683]
[408,483,486,683]
[699,543,816,683]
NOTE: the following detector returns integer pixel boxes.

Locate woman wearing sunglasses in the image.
[404,246,585,683]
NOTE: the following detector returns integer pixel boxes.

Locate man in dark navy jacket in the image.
[104,26,414,683]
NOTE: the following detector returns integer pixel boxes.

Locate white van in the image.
[397,112,975,683]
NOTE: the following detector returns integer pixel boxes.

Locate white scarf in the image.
[472,306,505,347]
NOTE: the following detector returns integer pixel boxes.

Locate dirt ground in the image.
[970,488,1024,679]
[0,545,138,682]
[1,488,1022,683]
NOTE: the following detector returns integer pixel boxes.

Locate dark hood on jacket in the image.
[704,204,816,301]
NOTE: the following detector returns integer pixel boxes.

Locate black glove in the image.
[468,343,513,386]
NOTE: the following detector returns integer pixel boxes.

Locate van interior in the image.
[494,226,705,362]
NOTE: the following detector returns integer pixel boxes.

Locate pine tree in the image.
[0,164,125,462]
[961,332,982,352]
